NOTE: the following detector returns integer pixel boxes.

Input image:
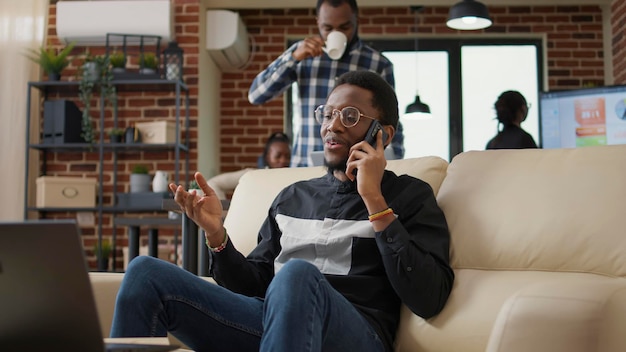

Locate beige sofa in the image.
[90,145,626,351]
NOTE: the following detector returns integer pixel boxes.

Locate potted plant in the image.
[130,164,151,193]
[188,179,204,197]
[139,52,158,75]
[109,52,126,73]
[107,128,125,143]
[25,42,76,81]
[94,239,112,272]
[81,52,103,82]
[78,54,117,144]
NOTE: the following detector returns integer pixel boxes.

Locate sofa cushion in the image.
[437,145,626,277]
[486,278,626,352]
[394,270,618,352]
[223,156,449,256]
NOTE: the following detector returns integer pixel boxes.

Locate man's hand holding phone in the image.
[346,121,389,183]
[364,120,389,147]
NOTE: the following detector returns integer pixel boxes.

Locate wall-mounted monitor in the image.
[539,85,626,149]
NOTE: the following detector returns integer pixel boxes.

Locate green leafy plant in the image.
[82,51,95,63]
[78,55,117,144]
[81,52,103,82]
[107,128,125,136]
[93,239,112,259]
[188,179,204,196]
[109,52,126,69]
[132,164,149,174]
[25,42,76,79]
[139,52,158,69]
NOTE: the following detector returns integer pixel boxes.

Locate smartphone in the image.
[364,120,389,147]
[352,121,389,176]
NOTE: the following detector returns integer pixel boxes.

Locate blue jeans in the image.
[110,256,385,352]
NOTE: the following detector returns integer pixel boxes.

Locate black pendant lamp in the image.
[447,0,492,31]
[405,95,431,115]
[404,6,431,119]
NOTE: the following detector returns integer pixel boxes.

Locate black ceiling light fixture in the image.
[447,0,492,31]
[404,6,431,119]
[405,95,431,115]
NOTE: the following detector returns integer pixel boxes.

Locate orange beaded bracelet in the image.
[368,208,394,222]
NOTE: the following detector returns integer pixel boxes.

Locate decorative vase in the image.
[188,188,204,197]
[47,72,60,81]
[130,173,151,193]
[83,62,99,82]
[111,67,126,79]
[110,134,123,143]
[139,68,156,75]
[97,257,109,272]
[152,170,169,193]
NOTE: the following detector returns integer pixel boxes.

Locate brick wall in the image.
[42,0,200,269]
[612,0,626,83]
[39,2,615,269]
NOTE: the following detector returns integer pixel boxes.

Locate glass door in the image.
[461,45,540,151]
[384,51,450,160]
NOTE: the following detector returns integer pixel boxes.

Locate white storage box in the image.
[136,121,177,144]
[36,176,97,208]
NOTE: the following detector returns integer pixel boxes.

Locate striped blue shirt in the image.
[249,38,404,167]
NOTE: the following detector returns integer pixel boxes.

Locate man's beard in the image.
[325,157,347,173]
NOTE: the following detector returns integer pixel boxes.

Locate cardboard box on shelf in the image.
[135,121,177,144]
[36,176,96,208]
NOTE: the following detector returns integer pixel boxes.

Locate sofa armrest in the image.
[90,272,125,337]
[486,279,626,352]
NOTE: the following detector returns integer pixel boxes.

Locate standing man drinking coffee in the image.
[248,0,405,167]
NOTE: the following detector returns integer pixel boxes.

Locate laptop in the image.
[0,220,178,352]
[309,150,325,166]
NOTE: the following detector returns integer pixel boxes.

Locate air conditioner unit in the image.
[56,0,173,46]
[206,10,250,71]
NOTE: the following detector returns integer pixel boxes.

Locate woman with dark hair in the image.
[486,90,538,149]
[207,132,291,199]
[259,132,291,168]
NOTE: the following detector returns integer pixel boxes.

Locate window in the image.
[461,45,539,152]
[286,38,543,161]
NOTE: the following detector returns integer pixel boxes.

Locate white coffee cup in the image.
[323,31,347,60]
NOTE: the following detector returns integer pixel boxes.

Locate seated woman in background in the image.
[207,132,291,199]
[486,90,538,150]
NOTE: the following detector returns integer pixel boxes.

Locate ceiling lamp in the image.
[405,95,431,115]
[404,6,431,120]
[447,0,492,31]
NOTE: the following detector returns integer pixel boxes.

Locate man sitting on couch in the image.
[110,71,454,352]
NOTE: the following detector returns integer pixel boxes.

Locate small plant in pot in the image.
[130,164,151,193]
[107,128,125,143]
[188,179,204,197]
[109,52,126,73]
[94,239,112,272]
[25,42,76,81]
[78,53,116,145]
[139,52,158,75]
[81,52,103,82]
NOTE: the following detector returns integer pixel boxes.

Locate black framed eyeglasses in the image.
[314,105,378,128]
